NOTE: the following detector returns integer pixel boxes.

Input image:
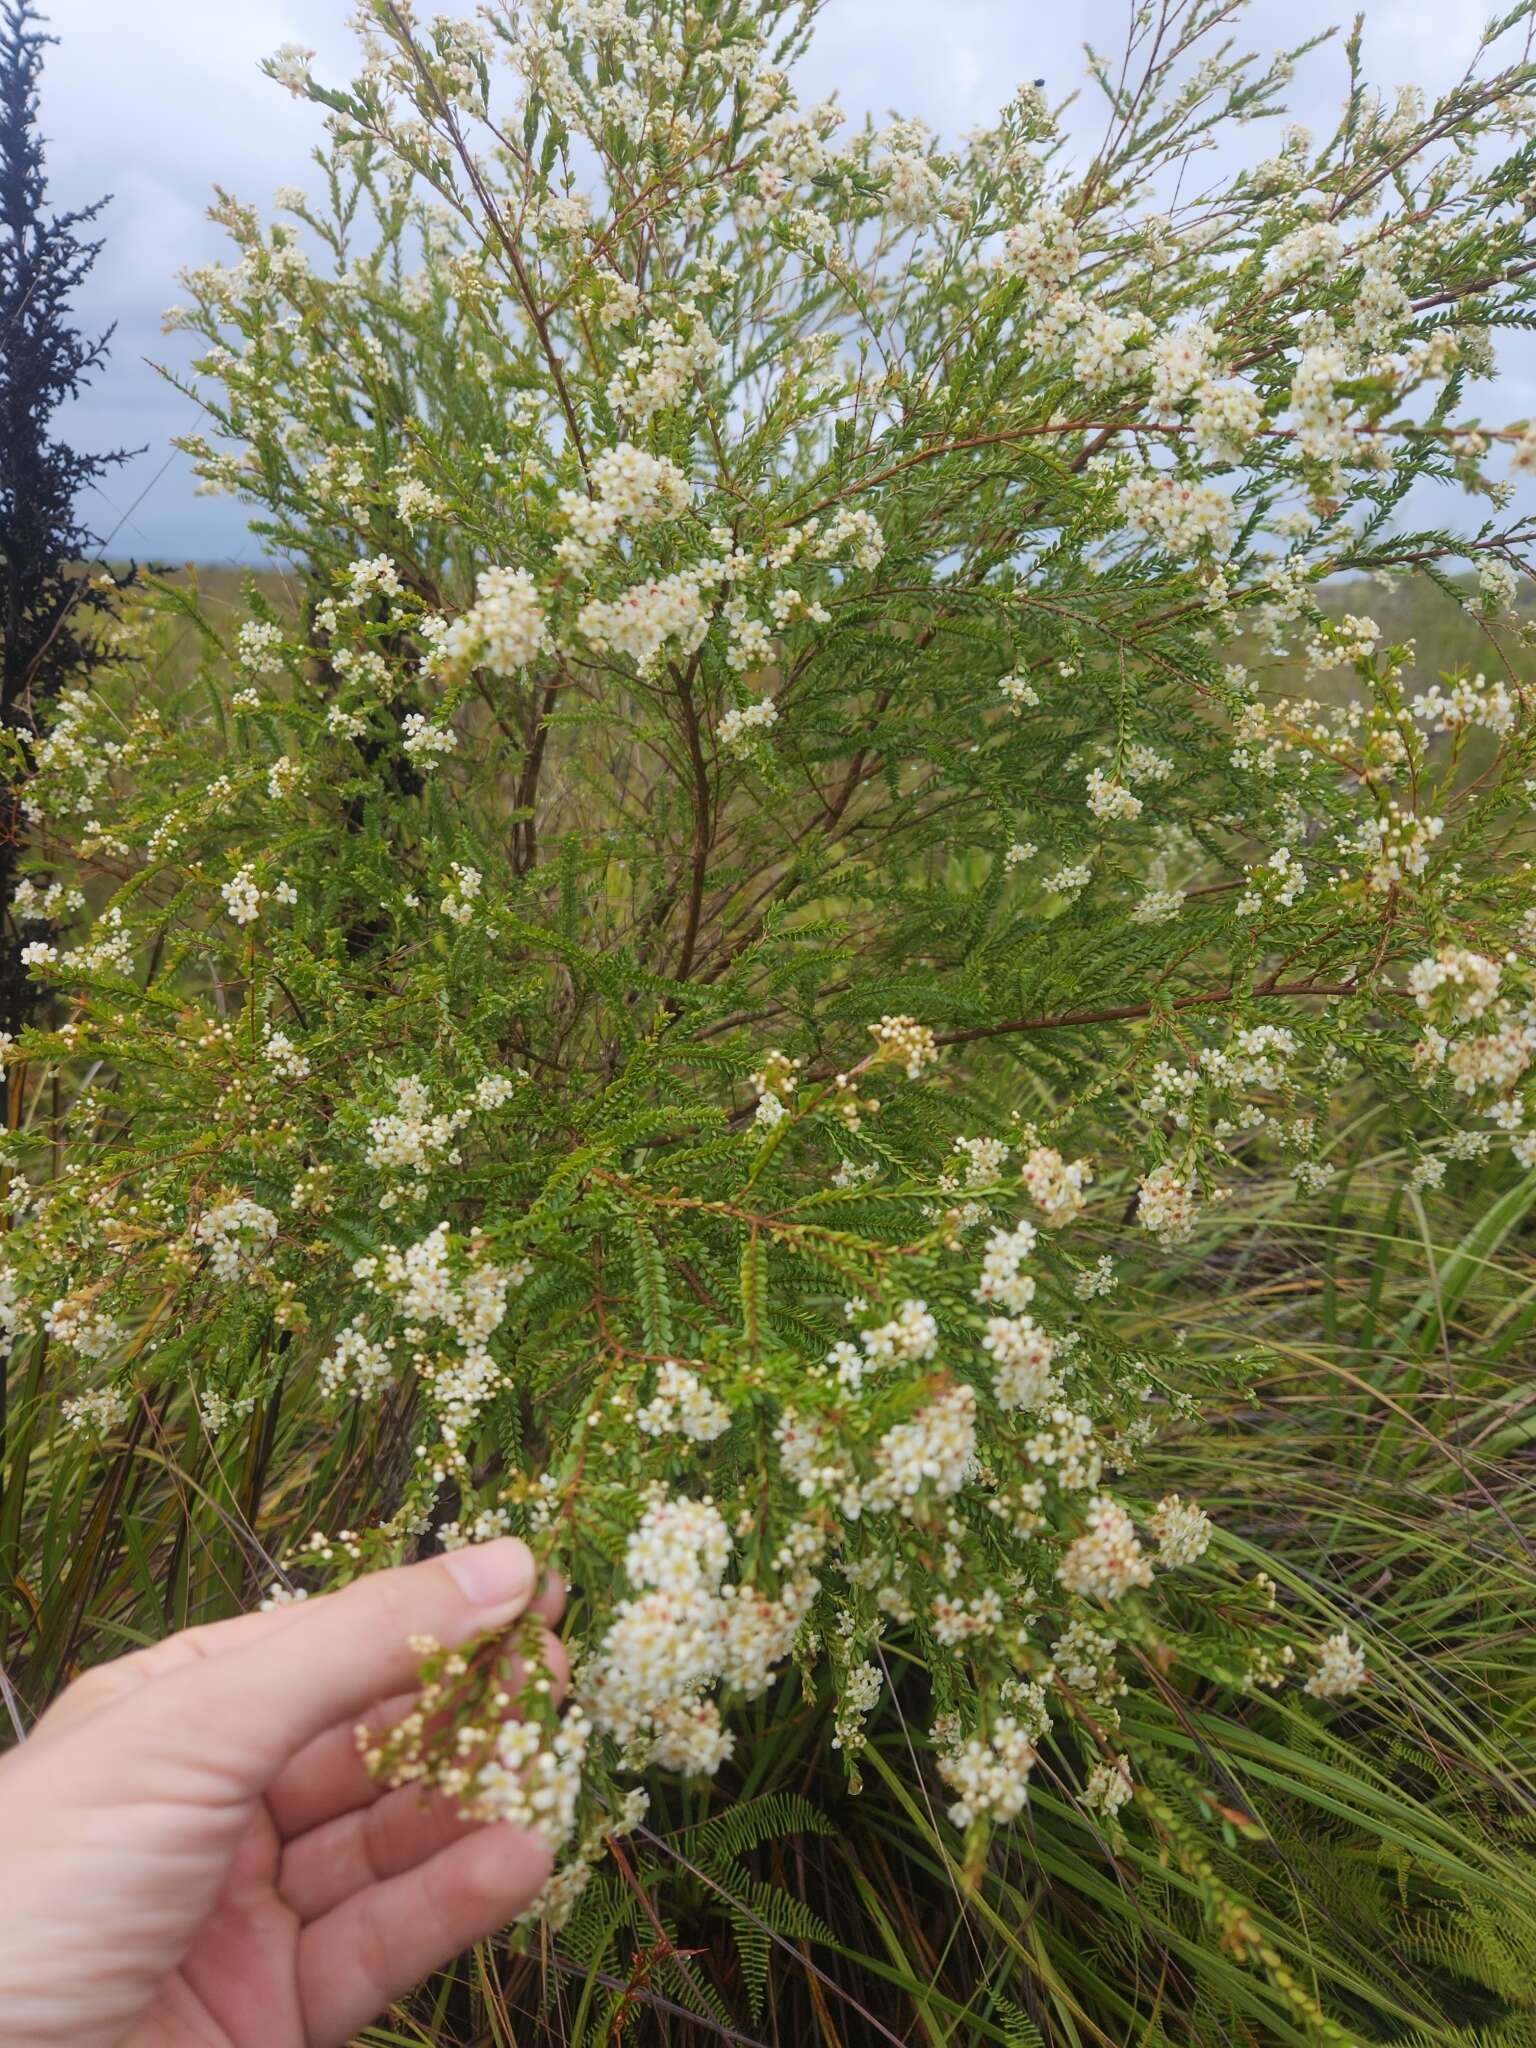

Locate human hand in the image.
[0,1540,565,2047]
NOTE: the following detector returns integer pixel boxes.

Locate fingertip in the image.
[125,1540,549,1783]
[439,1537,537,1615]
[531,1569,566,1623]
[539,1628,571,1700]
[463,1819,555,1914]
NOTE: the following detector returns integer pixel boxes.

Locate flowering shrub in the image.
[8,0,1536,2016]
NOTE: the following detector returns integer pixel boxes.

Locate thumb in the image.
[101,1539,543,1790]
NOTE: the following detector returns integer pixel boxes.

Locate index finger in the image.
[28,1561,565,1756]
[59,1540,546,1796]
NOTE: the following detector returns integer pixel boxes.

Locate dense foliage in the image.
[5,1,1536,2038]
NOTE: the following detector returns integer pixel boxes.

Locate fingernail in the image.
[443,1537,536,1611]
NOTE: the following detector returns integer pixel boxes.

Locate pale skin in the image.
[0,1538,567,2047]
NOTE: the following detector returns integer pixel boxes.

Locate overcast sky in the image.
[30,0,1536,564]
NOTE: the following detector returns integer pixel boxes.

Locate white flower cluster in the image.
[1266,220,1344,284]
[868,1013,939,1079]
[1086,768,1142,823]
[636,1359,731,1441]
[61,1387,131,1434]
[864,1384,978,1514]
[1191,378,1264,460]
[1149,1493,1212,1566]
[557,442,691,569]
[1303,1629,1368,1700]
[858,1298,939,1369]
[0,1265,27,1361]
[577,566,714,668]
[1081,1756,1134,1820]
[374,1223,513,1339]
[931,1587,1004,1646]
[364,1075,469,1184]
[1116,472,1236,560]
[750,1047,800,1128]
[1136,1163,1198,1246]
[975,1219,1038,1312]
[1145,1060,1217,1128]
[29,685,114,819]
[1477,556,1519,613]
[43,1294,122,1360]
[1407,947,1502,1025]
[344,554,403,606]
[1074,1255,1118,1300]
[394,477,446,525]
[1289,336,1354,467]
[236,619,285,674]
[401,713,458,767]
[1351,805,1445,892]
[717,697,778,755]
[474,1712,590,1852]
[937,1714,1038,1827]
[953,1134,1010,1187]
[606,311,720,423]
[1221,1024,1300,1091]
[222,865,263,925]
[440,862,481,927]
[1350,246,1413,349]
[981,1313,1058,1410]
[1052,1621,1122,1696]
[1442,1019,1536,1103]
[1057,1494,1155,1601]
[1236,842,1307,916]
[830,1297,938,1392]
[1146,322,1217,415]
[810,505,886,572]
[998,198,1080,309]
[441,566,549,676]
[196,1387,255,1434]
[192,1197,279,1281]
[1026,292,1140,394]
[583,1491,813,1778]
[773,1408,842,1501]
[267,41,313,94]
[1314,611,1380,671]
[436,1507,513,1551]
[516,1784,651,1934]
[1046,861,1092,898]
[1019,1145,1093,1226]
[997,671,1040,713]
[60,905,135,978]
[262,1025,310,1080]
[318,1322,394,1399]
[880,147,943,226]
[473,1071,524,1110]
[12,876,84,923]
[833,1658,882,1755]
[353,1222,526,1472]
[1411,669,1517,737]
[1021,1405,1103,1491]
